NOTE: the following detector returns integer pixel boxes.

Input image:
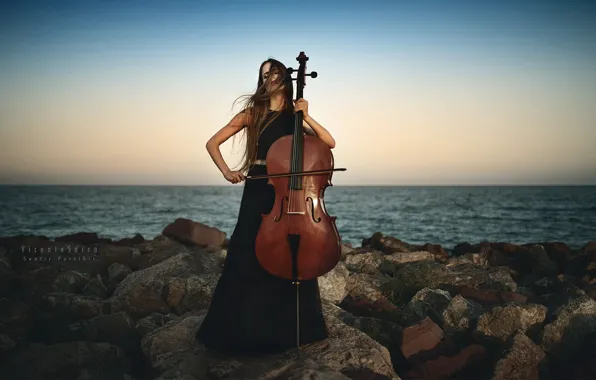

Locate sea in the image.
[0,185,594,251]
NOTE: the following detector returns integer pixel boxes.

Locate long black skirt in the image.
[195,165,328,354]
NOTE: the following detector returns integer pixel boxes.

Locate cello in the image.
[245,51,346,348]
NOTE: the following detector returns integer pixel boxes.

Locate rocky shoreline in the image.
[0,217,595,379]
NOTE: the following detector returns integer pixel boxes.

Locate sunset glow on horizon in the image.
[1,0,595,186]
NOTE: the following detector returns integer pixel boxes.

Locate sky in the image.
[1,0,595,186]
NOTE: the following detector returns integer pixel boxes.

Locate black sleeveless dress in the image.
[196,109,329,354]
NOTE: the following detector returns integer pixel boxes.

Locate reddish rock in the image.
[459,286,527,305]
[494,242,525,254]
[362,233,449,262]
[580,241,596,255]
[453,242,560,278]
[338,295,401,322]
[114,234,145,246]
[406,344,486,379]
[540,242,573,272]
[162,218,226,247]
[400,317,444,360]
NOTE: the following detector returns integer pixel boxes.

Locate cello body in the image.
[254,52,342,281]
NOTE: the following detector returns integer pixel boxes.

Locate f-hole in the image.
[274,196,288,222]
[306,197,321,223]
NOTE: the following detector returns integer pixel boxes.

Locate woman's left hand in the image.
[293,98,309,118]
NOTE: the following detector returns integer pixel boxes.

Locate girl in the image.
[196,58,336,354]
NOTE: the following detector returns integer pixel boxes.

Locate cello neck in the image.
[290,52,308,191]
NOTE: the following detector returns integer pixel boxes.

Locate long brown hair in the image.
[232,58,294,173]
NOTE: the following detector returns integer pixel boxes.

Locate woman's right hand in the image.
[223,170,245,184]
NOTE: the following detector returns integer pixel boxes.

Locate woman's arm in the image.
[205,110,249,182]
[293,99,336,149]
[303,115,336,149]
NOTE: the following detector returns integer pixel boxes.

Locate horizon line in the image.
[1,183,595,187]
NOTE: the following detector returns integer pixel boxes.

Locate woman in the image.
[196,58,337,355]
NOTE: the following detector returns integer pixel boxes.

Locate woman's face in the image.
[261,62,283,93]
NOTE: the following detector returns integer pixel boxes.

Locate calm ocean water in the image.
[0,185,594,251]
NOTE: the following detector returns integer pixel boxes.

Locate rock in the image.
[318,261,349,304]
[0,334,16,355]
[405,344,486,379]
[344,250,435,278]
[165,274,220,315]
[99,245,137,270]
[0,341,131,380]
[67,312,142,354]
[451,242,560,280]
[530,276,561,295]
[565,331,596,380]
[200,351,356,380]
[258,357,352,379]
[38,293,105,322]
[322,302,405,368]
[361,232,448,262]
[474,303,547,345]
[11,242,102,279]
[492,334,548,380]
[362,232,407,253]
[162,218,226,247]
[1,229,594,380]
[135,312,179,336]
[345,251,384,275]
[400,317,444,361]
[384,251,435,266]
[340,274,401,322]
[440,295,484,334]
[303,310,399,379]
[526,245,559,278]
[339,243,357,260]
[141,315,205,371]
[114,233,145,246]
[82,275,109,298]
[539,242,574,273]
[108,252,216,319]
[447,263,518,292]
[459,286,528,306]
[380,260,518,309]
[0,298,36,341]
[0,255,12,297]
[53,270,91,293]
[404,288,452,325]
[451,242,488,257]
[108,262,132,282]
[139,306,400,380]
[566,241,596,285]
[583,283,596,301]
[381,261,455,306]
[581,241,596,253]
[419,243,449,262]
[30,293,109,343]
[540,287,596,361]
[339,295,402,325]
[54,232,112,245]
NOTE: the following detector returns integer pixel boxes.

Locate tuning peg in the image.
[307,71,317,78]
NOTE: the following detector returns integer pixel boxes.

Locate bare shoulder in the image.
[228,107,253,127]
[207,108,252,146]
